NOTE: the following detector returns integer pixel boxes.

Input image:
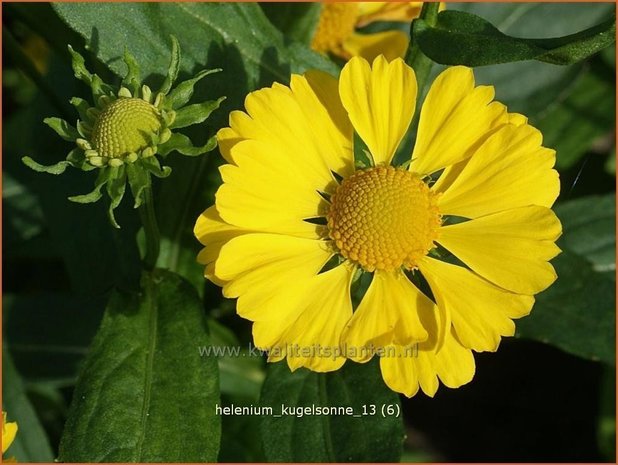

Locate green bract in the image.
[22,36,224,228]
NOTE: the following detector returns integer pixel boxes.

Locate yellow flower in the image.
[311,2,425,62]
[2,411,18,456]
[195,56,561,396]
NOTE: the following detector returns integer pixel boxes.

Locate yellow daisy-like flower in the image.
[311,2,425,62]
[195,56,561,397]
[2,411,18,456]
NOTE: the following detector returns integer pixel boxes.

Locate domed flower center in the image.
[327,166,442,272]
[92,97,162,158]
[311,3,359,54]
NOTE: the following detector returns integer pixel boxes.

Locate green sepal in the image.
[122,47,141,96]
[106,165,127,228]
[126,163,151,209]
[67,45,94,86]
[90,74,114,102]
[68,168,110,204]
[169,97,226,129]
[76,120,92,138]
[70,97,91,122]
[158,133,217,157]
[165,69,221,110]
[159,35,180,95]
[140,157,172,178]
[353,131,373,169]
[44,117,80,141]
[66,148,96,171]
[67,45,113,101]
[21,156,71,175]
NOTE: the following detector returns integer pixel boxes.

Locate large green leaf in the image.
[260,3,322,45]
[555,194,616,273]
[260,359,403,462]
[2,349,55,462]
[516,252,615,365]
[413,10,615,67]
[58,270,220,461]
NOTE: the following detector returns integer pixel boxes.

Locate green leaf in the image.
[21,155,71,175]
[53,3,339,82]
[58,270,221,462]
[159,132,217,157]
[170,97,225,129]
[537,64,615,169]
[208,320,265,401]
[260,360,403,462]
[516,252,615,365]
[2,349,55,462]
[261,3,322,44]
[413,10,615,67]
[165,68,221,110]
[158,35,180,95]
[555,194,616,273]
[43,116,80,141]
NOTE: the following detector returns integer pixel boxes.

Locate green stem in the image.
[404,2,440,98]
[138,185,160,271]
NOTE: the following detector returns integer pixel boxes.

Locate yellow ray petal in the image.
[273,264,355,372]
[342,30,409,63]
[356,2,424,26]
[437,123,560,218]
[410,66,508,176]
[216,139,327,238]
[430,109,527,193]
[290,71,355,177]
[339,56,417,166]
[418,257,534,352]
[218,73,353,180]
[216,125,242,164]
[341,270,436,362]
[215,233,333,323]
[194,205,248,286]
[379,328,475,398]
[2,412,17,454]
[438,206,561,294]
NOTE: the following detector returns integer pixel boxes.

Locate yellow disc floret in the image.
[311,3,359,55]
[91,97,162,158]
[327,166,441,272]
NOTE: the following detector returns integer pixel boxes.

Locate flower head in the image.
[311,2,428,62]
[23,36,224,227]
[195,56,561,396]
[2,411,18,457]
